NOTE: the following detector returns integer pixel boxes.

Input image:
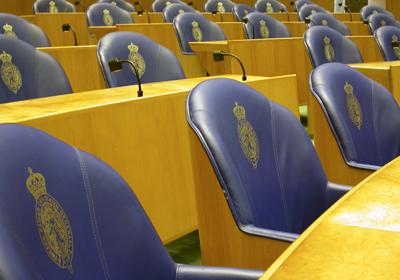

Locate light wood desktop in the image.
[261,155,400,279]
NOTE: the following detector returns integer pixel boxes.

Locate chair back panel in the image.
[33,0,76,13]
[360,4,393,21]
[245,12,290,39]
[232,4,254,22]
[368,13,400,34]
[98,0,135,12]
[298,4,326,21]
[163,3,198,22]
[374,26,400,61]
[254,0,287,13]
[204,0,235,13]
[294,0,313,12]
[152,0,184,12]
[309,12,351,36]
[87,3,133,26]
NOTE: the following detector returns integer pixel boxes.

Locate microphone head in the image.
[62,23,71,32]
[108,58,123,72]
[134,1,140,4]
[188,2,193,6]
[74,0,80,5]
[213,51,224,61]
[241,17,249,23]
[304,18,311,24]
[392,41,400,48]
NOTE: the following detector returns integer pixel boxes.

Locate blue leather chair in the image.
[304,26,363,68]
[97,0,135,12]
[294,0,313,12]
[152,0,185,12]
[360,4,394,22]
[232,4,254,22]
[97,31,185,87]
[0,13,50,47]
[244,12,290,39]
[308,12,351,36]
[204,0,235,13]
[298,4,327,21]
[87,3,133,26]
[0,35,71,103]
[173,13,226,54]
[0,123,263,280]
[33,0,76,13]
[368,13,400,34]
[310,63,400,168]
[374,26,400,61]
[254,0,287,13]
[163,3,198,23]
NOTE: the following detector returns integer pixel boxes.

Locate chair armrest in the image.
[326,182,352,208]
[175,264,263,280]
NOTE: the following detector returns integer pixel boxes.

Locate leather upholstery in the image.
[310,63,400,168]
[254,0,287,13]
[360,4,394,22]
[232,4,255,22]
[173,12,226,54]
[87,3,133,26]
[309,12,351,36]
[163,3,198,23]
[294,0,313,12]
[298,4,327,21]
[204,0,235,13]
[97,31,185,87]
[368,13,400,34]
[304,26,363,68]
[244,12,290,39]
[187,78,348,238]
[0,13,50,47]
[97,0,135,12]
[0,35,71,103]
[0,123,263,280]
[374,26,400,61]
[33,0,76,13]
[152,0,185,12]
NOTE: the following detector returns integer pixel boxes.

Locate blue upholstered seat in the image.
[173,12,226,54]
[0,123,263,280]
[33,0,76,13]
[0,35,71,103]
[360,4,394,22]
[374,26,400,61]
[310,63,400,168]
[304,26,363,68]
[97,31,185,87]
[308,12,351,36]
[244,12,290,39]
[232,4,255,22]
[87,3,133,26]
[152,0,185,12]
[204,0,235,13]
[298,4,327,21]
[163,3,198,23]
[254,0,287,13]
[368,13,400,34]
[0,13,50,47]
[294,0,313,12]
[97,0,135,12]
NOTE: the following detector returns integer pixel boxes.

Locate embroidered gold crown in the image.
[178,9,185,14]
[192,21,199,27]
[49,1,56,6]
[259,19,266,25]
[0,51,12,63]
[323,36,331,44]
[344,81,353,95]
[128,43,138,52]
[111,1,117,6]
[26,168,47,200]
[233,102,246,120]
[266,3,271,6]
[217,2,223,5]
[322,19,328,26]
[3,24,13,32]
[392,35,399,42]
[103,9,110,15]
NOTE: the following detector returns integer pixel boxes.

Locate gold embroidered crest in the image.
[217,2,225,13]
[259,19,269,38]
[192,21,203,41]
[311,9,317,15]
[380,20,387,26]
[344,82,362,130]
[178,9,185,15]
[243,9,249,15]
[392,35,400,59]
[323,36,335,61]
[26,168,74,273]
[49,1,58,13]
[165,1,172,6]
[102,9,114,26]
[372,10,378,15]
[3,24,17,38]
[233,102,260,168]
[111,1,117,6]
[321,19,328,26]
[266,2,273,13]
[127,43,146,78]
[0,51,22,94]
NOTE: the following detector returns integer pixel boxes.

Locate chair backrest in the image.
[152,0,184,12]
[304,26,363,68]
[204,0,235,13]
[309,12,351,36]
[87,3,133,26]
[232,4,255,22]
[0,13,50,47]
[368,13,400,34]
[374,26,400,61]
[97,31,185,87]
[0,35,71,103]
[163,3,197,23]
[298,4,327,21]
[173,12,226,54]
[244,12,290,39]
[33,0,76,13]
[254,0,287,13]
[187,78,328,235]
[310,63,400,167]
[97,0,135,12]
[360,4,394,22]
[0,124,178,279]
[294,0,313,12]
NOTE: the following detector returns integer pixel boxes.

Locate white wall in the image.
[368,0,386,8]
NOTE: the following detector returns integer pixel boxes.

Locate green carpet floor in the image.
[165,231,202,265]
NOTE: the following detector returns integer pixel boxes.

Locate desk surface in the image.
[262,156,400,279]
[351,60,400,69]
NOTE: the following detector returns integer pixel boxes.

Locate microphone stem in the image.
[71,27,78,46]
[220,51,247,81]
[121,60,143,97]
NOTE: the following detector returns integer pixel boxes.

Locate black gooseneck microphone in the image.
[241,17,256,39]
[74,0,86,12]
[108,58,144,97]
[212,50,247,81]
[290,1,295,12]
[280,4,290,21]
[211,10,224,22]
[391,39,400,48]
[62,24,78,46]
[134,1,151,23]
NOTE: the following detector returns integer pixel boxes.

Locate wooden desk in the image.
[202,12,235,22]
[346,21,370,36]
[261,156,400,279]
[283,22,306,37]
[0,74,298,243]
